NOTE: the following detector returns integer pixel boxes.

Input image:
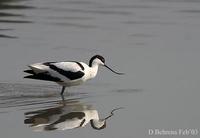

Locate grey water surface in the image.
[0,0,200,138]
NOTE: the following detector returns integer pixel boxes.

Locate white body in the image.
[24,103,103,131]
[28,60,101,87]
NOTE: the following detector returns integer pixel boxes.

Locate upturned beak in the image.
[104,64,125,75]
[104,107,124,120]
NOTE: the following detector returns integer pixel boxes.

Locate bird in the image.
[24,100,124,131]
[24,55,124,96]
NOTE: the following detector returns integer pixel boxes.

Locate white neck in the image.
[89,63,99,79]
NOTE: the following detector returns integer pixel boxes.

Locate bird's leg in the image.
[61,94,65,103]
[60,86,67,103]
[60,86,66,96]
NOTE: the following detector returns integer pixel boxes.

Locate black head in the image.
[90,120,106,130]
[89,55,105,67]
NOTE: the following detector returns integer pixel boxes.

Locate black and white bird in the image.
[24,55,124,95]
[24,101,123,131]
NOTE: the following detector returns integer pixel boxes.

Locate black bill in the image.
[104,65,125,75]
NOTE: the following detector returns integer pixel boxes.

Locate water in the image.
[0,0,200,137]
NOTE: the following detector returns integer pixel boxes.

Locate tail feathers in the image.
[24,73,62,82]
[24,70,35,74]
[28,64,48,74]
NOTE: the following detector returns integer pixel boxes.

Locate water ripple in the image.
[179,10,200,13]
[0,19,33,23]
[0,0,35,39]
[114,88,143,93]
[0,0,35,10]
[0,34,18,39]
[0,12,25,17]
[56,0,98,5]
[144,0,200,3]
[52,8,132,15]
[123,20,176,25]
[46,16,93,20]
[96,4,163,9]
[50,22,97,29]
[0,83,89,109]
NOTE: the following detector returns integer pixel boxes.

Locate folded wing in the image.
[24,61,85,82]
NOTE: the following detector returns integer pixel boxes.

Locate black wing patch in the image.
[24,72,62,82]
[50,112,85,125]
[43,62,56,66]
[48,64,84,80]
[24,70,35,74]
[80,119,86,127]
[43,112,86,131]
[75,62,84,70]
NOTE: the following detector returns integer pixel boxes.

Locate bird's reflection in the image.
[24,99,123,131]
